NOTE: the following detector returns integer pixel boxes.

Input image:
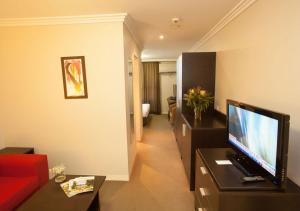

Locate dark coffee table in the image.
[17,175,106,211]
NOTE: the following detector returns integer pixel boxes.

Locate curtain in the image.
[143,62,161,114]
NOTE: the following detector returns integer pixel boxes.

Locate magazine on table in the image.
[60,176,95,198]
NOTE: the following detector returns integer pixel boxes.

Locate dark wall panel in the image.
[179,52,216,114]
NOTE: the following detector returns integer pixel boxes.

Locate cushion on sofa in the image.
[0,176,39,211]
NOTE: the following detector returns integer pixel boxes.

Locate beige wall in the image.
[123,24,143,176]
[195,0,300,185]
[0,138,4,149]
[159,62,176,114]
[0,22,130,180]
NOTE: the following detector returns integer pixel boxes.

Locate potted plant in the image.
[184,87,214,120]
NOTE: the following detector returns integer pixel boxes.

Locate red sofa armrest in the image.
[0,154,49,186]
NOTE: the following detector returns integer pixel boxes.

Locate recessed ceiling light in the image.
[171,17,181,28]
[172,18,180,24]
[159,35,164,40]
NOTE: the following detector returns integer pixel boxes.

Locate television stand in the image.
[228,153,264,177]
[195,148,300,211]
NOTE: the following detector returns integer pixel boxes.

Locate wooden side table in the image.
[0,147,34,154]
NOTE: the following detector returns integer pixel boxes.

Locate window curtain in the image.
[143,62,161,114]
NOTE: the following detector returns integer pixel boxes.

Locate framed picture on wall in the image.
[61,56,88,99]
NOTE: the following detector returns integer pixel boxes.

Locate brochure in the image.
[60,176,95,198]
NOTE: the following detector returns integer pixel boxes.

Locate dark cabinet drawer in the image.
[182,122,191,180]
[194,186,213,211]
[174,111,183,154]
[195,150,219,211]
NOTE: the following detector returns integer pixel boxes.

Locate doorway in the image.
[141,61,177,127]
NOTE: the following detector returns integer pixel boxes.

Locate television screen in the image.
[228,104,279,176]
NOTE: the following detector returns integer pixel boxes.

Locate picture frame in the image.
[61,56,88,99]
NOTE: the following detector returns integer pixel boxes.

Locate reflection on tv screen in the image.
[228,105,278,176]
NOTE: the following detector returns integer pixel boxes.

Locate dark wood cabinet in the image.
[195,148,300,211]
[174,112,227,190]
[175,52,227,190]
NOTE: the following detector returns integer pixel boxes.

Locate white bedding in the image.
[142,103,150,118]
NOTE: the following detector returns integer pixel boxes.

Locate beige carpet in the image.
[100,115,194,211]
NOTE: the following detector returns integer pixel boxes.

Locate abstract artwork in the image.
[61,56,88,99]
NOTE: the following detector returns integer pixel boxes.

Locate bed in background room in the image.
[142,103,151,125]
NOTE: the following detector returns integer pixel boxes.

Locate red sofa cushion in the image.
[0,176,39,211]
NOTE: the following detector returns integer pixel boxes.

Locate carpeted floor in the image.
[100,115,194,211]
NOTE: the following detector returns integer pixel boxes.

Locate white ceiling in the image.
[0,0,241,59]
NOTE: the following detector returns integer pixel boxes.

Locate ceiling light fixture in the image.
[171,17,181,28]
[159,35,164,40]
[172,17,180,24]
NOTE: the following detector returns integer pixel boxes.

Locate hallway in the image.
[100,115,194,211]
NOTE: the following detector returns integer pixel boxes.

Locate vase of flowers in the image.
[184,87,214,120]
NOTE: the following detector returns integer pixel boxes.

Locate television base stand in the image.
[227,153,266,177]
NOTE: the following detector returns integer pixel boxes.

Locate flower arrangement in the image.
[184,87,214,120]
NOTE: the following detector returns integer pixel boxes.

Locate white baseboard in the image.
[105,174,129,181]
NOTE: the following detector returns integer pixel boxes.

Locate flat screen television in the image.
[227,99,290,187]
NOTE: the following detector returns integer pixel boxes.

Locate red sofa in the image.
[0,154,49,211]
